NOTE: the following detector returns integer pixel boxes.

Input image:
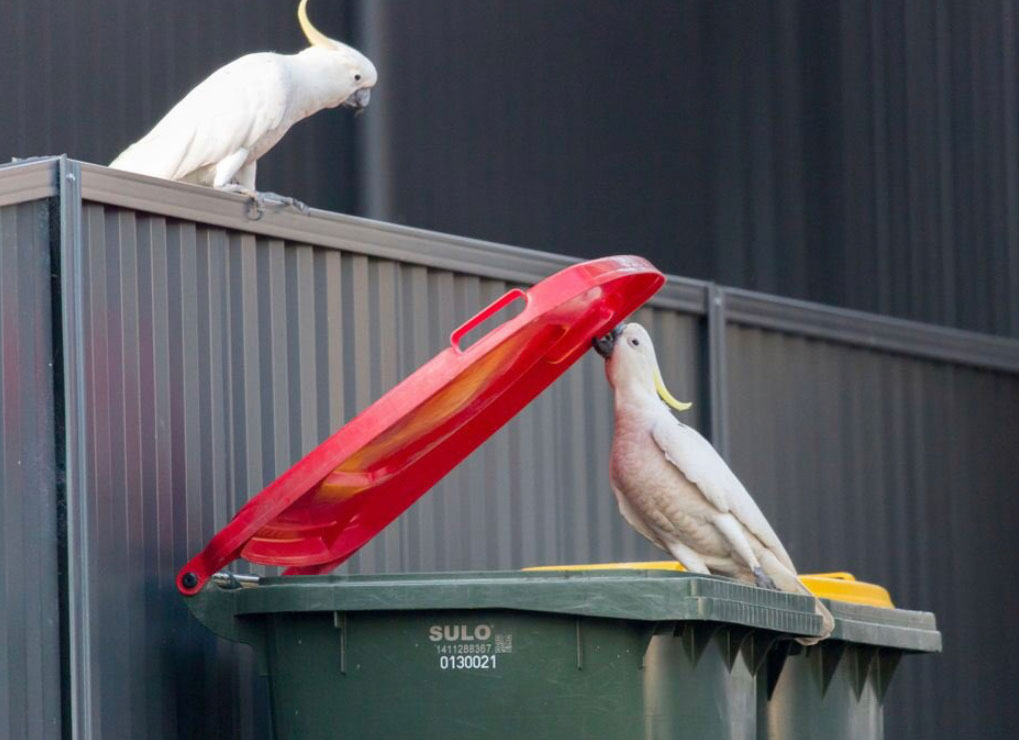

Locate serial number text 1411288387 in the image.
[434,642,492,655]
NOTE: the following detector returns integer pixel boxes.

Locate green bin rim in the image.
[186,569,941,653]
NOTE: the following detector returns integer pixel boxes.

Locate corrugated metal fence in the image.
[2,157,1018,738]
[0,167,62,740]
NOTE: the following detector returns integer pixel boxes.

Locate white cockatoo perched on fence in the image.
[110,0,376,217]
[593,323,834,644]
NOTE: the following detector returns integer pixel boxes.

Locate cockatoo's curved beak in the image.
[593,324,624,358]
[653,369,692,411]
[343,88,371,109]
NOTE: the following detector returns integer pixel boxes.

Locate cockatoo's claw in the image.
[753,567,778,590]
[218,184,307,220]
[217,183,264,220]
[245,197,265,221]
[260,192,311,215]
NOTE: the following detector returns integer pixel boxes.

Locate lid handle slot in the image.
[450,288,528,352]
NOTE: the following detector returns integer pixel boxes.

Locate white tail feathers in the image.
[758,549,835,645]
[796,595,835,646]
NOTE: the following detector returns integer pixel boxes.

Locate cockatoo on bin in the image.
[110,0,376,218]
[593,323,834,644]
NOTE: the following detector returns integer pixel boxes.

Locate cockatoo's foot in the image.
[218,184,310,220]
[258,191,311,216]
[753,567,778,590]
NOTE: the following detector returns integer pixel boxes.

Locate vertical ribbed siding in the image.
[0,199,62,740]
[725,325,1019,740]
[77,209,275,738]
[74,201,705,736]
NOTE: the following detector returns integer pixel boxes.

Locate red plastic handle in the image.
[450,288,528,351]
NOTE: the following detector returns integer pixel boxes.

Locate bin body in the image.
[264,612,764,740]
[761,599,938,740]
[184,571,939,740]
[760,643,885,740]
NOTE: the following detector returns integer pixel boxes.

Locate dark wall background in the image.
[365,0,1019,337]
[2,0,1019,337]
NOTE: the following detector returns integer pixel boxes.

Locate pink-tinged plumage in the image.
[599,323,834,644]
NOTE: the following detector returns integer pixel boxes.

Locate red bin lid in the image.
[177,256,664,594]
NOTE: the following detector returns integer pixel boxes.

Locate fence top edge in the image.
[723,288,1019,375]
[67,160,1019,374]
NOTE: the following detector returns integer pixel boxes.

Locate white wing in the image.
[110,53,291,182]
[651,417,797,572]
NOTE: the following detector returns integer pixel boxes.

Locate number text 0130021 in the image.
[439,654,498,670]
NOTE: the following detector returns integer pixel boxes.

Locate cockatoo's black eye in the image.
[354,74,362,81]
[630,338,640,347]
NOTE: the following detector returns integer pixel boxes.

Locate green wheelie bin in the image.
[184,568,939,740]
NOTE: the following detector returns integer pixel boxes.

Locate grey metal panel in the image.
[70,198,706,737]
[0,159,58,207]
[0,196,62,739]
[724,287,1019,374]
[725,324,1019,740]
[76,160,1019,375]
[77,162,709,314]
[67,205,275,739]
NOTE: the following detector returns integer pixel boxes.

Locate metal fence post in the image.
[706,283,730,460]
[57,155,93,740]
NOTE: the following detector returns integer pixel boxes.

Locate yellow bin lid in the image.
[522,562,894,608]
